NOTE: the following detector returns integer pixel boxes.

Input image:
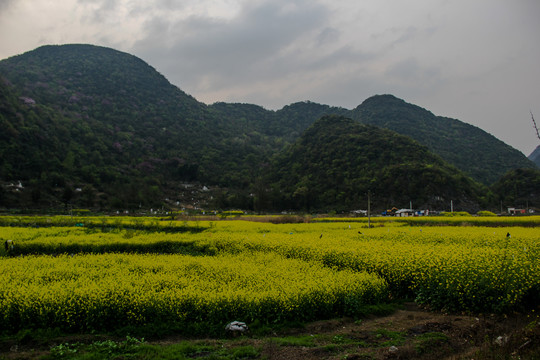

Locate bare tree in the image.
[532,111,540,142]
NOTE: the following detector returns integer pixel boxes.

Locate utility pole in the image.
[450,200,453,213]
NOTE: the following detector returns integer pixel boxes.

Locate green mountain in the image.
[351,95,536,184]
[0,45,281,208]
[0,44,533,211]
[267,115,486,212]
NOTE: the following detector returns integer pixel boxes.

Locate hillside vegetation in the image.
[0,44,537,212]
[267,116,485,212]
[351,94,536,184]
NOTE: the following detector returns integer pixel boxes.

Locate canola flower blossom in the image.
[0,252,387,331]
[0,217,538,332]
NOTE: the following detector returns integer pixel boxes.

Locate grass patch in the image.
[270,335,317,347]
[414,332,449,355]
[42,337,261,360]
[137,343,260,360]
[374,329,406,347]
[44,336,145,359]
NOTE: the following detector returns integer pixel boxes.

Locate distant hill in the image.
[529,145,540,167]
[351,95,536,184]
[0,45,279,208]
[0,44,534,211]
[491,168,540,209]
[267,115,486,212]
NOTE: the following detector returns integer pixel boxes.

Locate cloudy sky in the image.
[1,0,539,156]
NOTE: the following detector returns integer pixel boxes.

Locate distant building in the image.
[395,209,414,217]
[508,208,526,215]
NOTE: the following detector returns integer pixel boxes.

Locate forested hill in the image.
[0,44,534,211]
[351,95,536,184]
[268,115,486,212]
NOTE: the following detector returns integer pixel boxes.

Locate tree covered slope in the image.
[0,44,533,211]
[351,95,536,184]
[268,115,486,212]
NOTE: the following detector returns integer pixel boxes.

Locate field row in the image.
[0,252,387,332]
[1,219,539,333]
[1,214,539,229]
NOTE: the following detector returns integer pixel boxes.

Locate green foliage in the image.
[271,335,317,347]
[219,210,244,218]
[373,329,406,347]
[0,45,532,212]
[477,210,497,217]
[267,115,486,212]
[414,332,449,355]
[43,337,262,360]
[48,336,145,359]
[441,211,471,217]
[491,168,540,208]
[351,95,535,184]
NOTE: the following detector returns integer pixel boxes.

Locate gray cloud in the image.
[1,0,539,154]
[134,0,330,92]
[316,27,340,46]
[77,0,120,23]
[385,58,442,89]
[0,0,15,10]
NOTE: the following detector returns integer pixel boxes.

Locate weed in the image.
[49,342,82,357]
[45,336,146,359]
[414,332,449,354]
[271,335,316,347]
[374,329,406,347]
[332,335,345,343]
[231,345,260,358]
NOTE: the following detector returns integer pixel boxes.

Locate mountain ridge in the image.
[0,44,536,211]
[267,115,485,212]
[351,94,535,184]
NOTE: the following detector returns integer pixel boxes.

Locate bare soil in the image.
[1,303,538,359]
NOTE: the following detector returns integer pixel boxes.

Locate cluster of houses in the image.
[352,207,430,217]
[507,207,534,215]
[381,207,429,217]
[353,206,534,217]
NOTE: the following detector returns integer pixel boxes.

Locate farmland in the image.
[0,215,539,358]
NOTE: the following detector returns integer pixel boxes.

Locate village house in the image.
[395,209,415,217]
[507,208,526,215]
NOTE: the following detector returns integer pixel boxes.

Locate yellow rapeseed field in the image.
[0,251,387,332]
[0,216,538,332]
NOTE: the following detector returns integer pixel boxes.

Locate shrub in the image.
[441,211,470,217]
[477,210,497,217]
[269,215,308,224]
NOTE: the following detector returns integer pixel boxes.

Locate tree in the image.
[532,111,540,142]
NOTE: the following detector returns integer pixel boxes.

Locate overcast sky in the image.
[1,0,539,156]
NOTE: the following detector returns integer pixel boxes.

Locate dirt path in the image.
[2,303,538,359]
[245,303,538,359]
